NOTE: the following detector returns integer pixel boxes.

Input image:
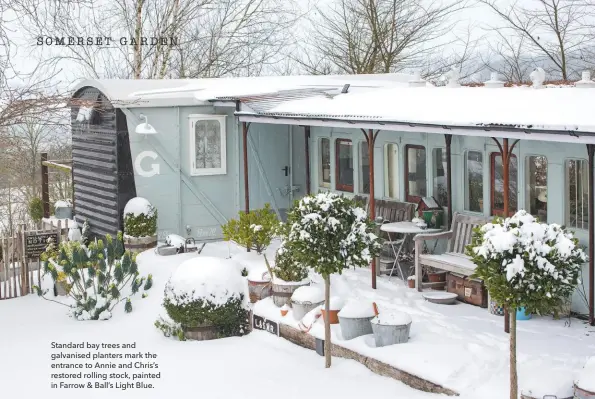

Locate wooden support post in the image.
[242,122,250,252]
[304,126,311,195]
[588,144,595,326]
[363,129,380,289]
[445,134,453,227]
[41,153,50,218]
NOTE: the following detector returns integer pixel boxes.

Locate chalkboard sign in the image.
[24,231,59,258]
[252,314,279,336]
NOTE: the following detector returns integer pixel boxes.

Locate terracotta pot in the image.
[428,271,447,283]
[407,279,415,289]
[280,309,288,317]
[321,309,340,324]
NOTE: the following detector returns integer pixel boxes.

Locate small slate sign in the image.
[24,231,59,258]
[252,314,279,336]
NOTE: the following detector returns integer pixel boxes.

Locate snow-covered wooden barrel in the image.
[123,234,158,254]
[182,322,218,341]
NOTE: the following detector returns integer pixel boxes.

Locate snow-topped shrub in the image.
[123,197,158,238]
[281,192,381,367]
[159,257,249,339]
[34,232,152,320]
[222,203,279,254]
[466,210,587,399]
[272,243,308,282]
[467,210,586,316]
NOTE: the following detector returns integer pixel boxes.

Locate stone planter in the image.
[271,280,310,307]
[182,322,218,341]
[371,312,412,347]
[123,234,157,254]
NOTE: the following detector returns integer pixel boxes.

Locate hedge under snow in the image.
[164,257,246,307]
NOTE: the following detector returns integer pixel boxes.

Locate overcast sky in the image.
[4,0,523,88]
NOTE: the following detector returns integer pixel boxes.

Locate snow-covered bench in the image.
[413,212,489,291]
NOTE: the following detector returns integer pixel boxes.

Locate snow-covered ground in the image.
[1,240,593,399]
[0,242,439,399]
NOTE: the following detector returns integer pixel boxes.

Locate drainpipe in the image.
[445,134,452,227]
[304,126,311,195]
[289,125,293,204]
[363,129,379,289]
[588,144,594,326]
[243,122,250,215]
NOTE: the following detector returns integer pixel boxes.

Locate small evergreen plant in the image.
[282,192,381,367]
[28,197,44,224]
[124,206,158,237]
[272,244,309,282]
[34,232,152,320]
[222,203,279,254]
[466,210,586,399]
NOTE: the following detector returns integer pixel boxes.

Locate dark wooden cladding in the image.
[70,86,136,239]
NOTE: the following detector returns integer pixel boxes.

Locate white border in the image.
[189,114,227,176]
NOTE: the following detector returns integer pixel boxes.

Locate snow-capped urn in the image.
[445,67,461,87]
[484,72,505,88]
[530,67,546,88]
[67,220,82,242]
[576,70,595,88]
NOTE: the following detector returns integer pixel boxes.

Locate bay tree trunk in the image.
[509,306,518,399]
[324,275,331,368]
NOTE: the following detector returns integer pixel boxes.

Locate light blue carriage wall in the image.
[307,126,592,315]
[122,105,240,240]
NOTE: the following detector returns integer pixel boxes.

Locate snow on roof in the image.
[71,73,413,108]
[258,84,595,133]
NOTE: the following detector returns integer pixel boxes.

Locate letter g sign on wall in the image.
[134,151,160,177]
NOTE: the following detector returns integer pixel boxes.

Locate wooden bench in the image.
[413,212,489,291]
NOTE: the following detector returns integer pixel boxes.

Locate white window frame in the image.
[464,149,484,213]
[565,158,589,231]
[383,142,399,199]
[319,137,331,188]
[189,114,227,176]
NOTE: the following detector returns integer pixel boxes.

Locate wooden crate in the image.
[446,272,465,301]
[463,277,488,308]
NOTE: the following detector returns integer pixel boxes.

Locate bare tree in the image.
[478,0,595,80]
[482,33,533,83]
[13,0,299,80]
[300,0,467,75]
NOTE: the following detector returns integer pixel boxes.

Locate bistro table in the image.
[380,221,442,281]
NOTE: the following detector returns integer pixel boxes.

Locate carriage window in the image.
[190,115,226,176]
[465,151,483,212]
[566,159,589,230]
[490,152,517,216]
[359,141,370,194]
[405,145,426,202]
[433,148,447,207]
[526,156,548,222]
[319,138,331,188]
[335,139,353,192]
[384,143,399,199]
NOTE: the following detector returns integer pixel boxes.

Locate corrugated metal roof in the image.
[232,88,340,113]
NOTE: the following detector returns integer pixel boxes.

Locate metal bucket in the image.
[272,281,309,307]
[371,322,411,347]
[338,316,374,340]
[291,299,324,320]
